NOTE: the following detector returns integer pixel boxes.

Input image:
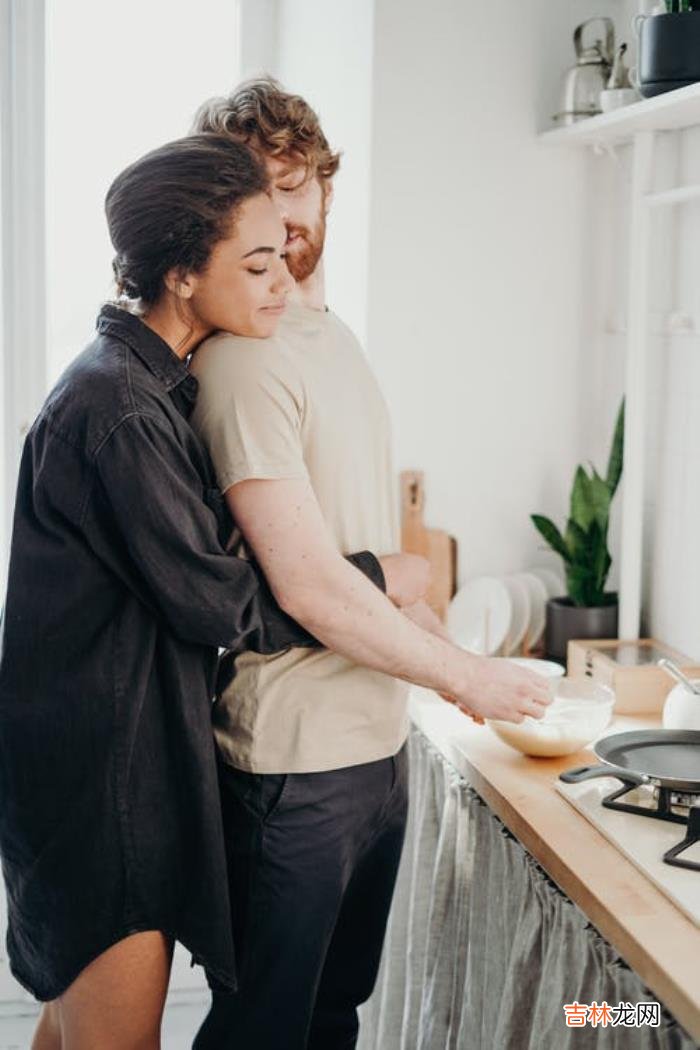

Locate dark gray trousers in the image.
[192,741,409,1050]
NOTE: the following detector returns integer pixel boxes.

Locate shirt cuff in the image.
[344,550,386,593]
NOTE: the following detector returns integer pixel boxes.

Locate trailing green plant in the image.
[665,1,700,11]
[531,399,625,608]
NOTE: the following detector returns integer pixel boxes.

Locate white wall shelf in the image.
[540,81,700,149]
[540,78,700,640]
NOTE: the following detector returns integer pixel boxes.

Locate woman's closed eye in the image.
[248,253,287,276]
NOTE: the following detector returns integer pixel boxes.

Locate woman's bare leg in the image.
[49,930,173,1050]
[31,1001,62,1050]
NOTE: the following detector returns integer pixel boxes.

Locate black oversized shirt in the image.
[0,304,385,1000]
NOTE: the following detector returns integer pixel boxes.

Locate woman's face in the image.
[189,192,294,339]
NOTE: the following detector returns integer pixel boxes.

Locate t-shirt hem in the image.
[216,725,411,775]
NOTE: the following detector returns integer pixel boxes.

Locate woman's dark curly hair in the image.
[105,133,268,305]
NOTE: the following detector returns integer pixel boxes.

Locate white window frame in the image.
[1,0,46,585]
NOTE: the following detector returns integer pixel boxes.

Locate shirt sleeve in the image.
[92,411,385,653]
[190,333,309,492]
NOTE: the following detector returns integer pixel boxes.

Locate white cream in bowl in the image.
[487,677,614,758]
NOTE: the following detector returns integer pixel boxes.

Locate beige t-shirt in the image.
[189,301,410,773]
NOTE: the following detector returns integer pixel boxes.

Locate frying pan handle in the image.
[559,764,647,787]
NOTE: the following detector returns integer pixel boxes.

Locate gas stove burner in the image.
[668,789,700,810]
[665,807,700,873]
[601,784,700,871]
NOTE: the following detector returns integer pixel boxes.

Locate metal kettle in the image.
[554,17,615,125]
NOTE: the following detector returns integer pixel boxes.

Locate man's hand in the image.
[450,656,552,724]
[379,553,431,608]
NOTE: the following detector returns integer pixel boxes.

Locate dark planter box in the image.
[544,594,619,664]
[638,12,700,97]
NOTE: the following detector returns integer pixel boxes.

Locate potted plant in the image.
[531,399,625,663]
[636,1,700,98]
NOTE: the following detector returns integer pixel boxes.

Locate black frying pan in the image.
[560,729,700,793]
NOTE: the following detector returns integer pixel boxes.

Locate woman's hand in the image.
[378,553,431,608]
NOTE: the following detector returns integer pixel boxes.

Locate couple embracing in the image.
[0,78,549,1050]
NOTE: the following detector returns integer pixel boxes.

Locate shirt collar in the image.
[96,303,198,398]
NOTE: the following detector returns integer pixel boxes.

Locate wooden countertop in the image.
[408,687,700,1044]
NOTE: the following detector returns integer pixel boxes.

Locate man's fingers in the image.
[438,692,484,724]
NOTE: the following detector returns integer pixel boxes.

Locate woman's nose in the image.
[273,260,295,295]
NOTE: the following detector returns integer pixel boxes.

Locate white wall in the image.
[45,0,242,385]
[580,0,700,657]
[367,0,620,588]
[270,0,699,655]
[271,0,374,345]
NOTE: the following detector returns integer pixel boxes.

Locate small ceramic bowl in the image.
[600,87,640,112]
[506,657,565,679]
[487,676,615,758]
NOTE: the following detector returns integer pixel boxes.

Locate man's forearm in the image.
[279,555,472,698]
[221,550,386,659]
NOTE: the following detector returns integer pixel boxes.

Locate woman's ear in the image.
[164,267,195,300]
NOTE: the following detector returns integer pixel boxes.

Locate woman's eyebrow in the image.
[241,246,276,259]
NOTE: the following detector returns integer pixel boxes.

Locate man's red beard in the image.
[284,210,326,282]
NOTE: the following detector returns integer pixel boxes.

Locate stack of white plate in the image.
[446,567,565,656]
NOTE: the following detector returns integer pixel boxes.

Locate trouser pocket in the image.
[258,774,289,823]
[219,764,289,824]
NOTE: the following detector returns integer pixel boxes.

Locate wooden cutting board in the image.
[400,470,457,622]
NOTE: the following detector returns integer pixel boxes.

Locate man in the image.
[188,79,548,1050]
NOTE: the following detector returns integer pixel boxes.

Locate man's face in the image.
[265,155,332,282]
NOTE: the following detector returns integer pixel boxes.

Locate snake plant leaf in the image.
[605,398,625,495]
[570,465,594,531]
[566,562,601,607]
[587,519,610,589]
[564,517,589,562]
[531,514,571,563]
[590,469,612,531]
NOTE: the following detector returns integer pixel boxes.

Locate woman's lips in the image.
[260,302,287,314]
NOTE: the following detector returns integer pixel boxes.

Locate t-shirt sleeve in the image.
[190,333,309,493]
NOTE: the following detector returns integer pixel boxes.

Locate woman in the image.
[0,135,395,1050]
[0,133,547,1050]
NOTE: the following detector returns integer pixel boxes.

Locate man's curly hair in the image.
[192,76,340,183]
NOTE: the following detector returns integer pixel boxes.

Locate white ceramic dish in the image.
[506,657,565,679]
[518,571,548,650]
[487,676,614,757]
[502,574,531,656]
[446,576,511,655]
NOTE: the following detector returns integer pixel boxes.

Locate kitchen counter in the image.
[408,686,700,1045]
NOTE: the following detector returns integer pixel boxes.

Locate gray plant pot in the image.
[544,594,619,665]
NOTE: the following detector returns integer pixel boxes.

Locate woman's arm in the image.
[93,413,386,655]
[224,476,551,722]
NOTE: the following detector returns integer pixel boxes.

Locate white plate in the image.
[446,576,512,655]
[518,571,548,649]
[502,574,531,656]
[529,565,566,600]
